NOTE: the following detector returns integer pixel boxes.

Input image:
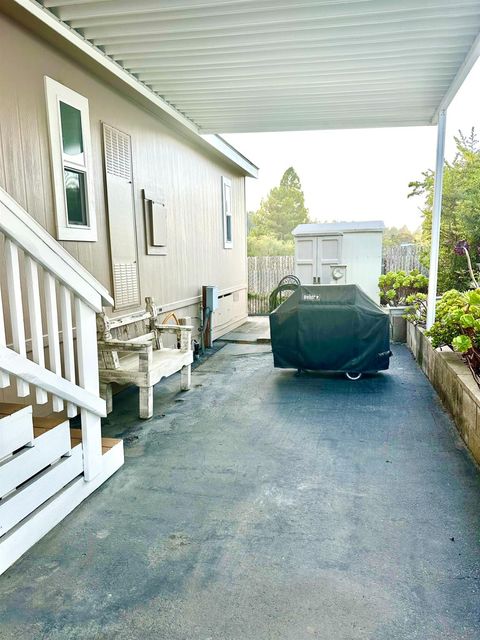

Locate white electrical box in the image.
[292,221,384,301]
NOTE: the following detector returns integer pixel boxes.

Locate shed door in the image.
[295,238,316,283]
[103,123,140,310]
[316,236,342,284]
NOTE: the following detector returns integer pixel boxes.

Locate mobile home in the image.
[0,4,256,574]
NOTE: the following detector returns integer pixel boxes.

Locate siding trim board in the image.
[124,284,247,315]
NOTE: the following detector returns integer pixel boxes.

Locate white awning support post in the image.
[426,110,447,330]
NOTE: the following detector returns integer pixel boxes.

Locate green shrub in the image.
[247,234,294,257]
[378,269,428,306]
[247,291,269,301]
[403,293,428,326]
[426,289,480,385]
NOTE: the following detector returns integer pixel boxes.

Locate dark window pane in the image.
[226,214,232,243]
[60,102,84,158]
[64,169,87,226]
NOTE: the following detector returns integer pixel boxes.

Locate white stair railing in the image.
[0,186,113,481]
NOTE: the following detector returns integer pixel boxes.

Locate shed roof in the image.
[5,1,480,136]
[293,220,385,235]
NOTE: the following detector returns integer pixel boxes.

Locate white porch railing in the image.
[0,186,113,481]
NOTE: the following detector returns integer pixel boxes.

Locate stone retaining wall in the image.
[407,322,480,465]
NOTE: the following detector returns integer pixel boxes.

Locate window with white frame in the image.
[45,77,97,241]
[222,176,233,249]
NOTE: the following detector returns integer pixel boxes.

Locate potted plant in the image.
[378,269,429,342]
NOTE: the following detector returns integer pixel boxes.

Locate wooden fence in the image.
[383,244,427,274]
[248,255,294,315]
[247,245,427,315]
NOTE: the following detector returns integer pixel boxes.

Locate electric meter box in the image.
[204,285,219,312]
[292,220,384,302]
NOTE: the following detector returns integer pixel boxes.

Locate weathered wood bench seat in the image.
[97,298,193,419]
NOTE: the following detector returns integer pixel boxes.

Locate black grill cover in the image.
[269,284,391,373]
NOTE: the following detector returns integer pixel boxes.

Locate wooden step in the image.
[0,402,29,417]
[0,444,84,538]
[0,405,33,460]
[33,414,68,430]
[0,403,120,455]
[0,421,72,498]
[69,429,120,454]
[0,438,124,576]
[0,404,68,428]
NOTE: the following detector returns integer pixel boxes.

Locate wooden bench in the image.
[96,298,193,419]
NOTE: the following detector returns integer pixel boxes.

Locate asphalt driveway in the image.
[0,343,479,640]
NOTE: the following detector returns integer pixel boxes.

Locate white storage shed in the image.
[292,221,384,301]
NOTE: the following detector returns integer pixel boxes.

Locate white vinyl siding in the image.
[222,176,233,249]
[45,76,97,241]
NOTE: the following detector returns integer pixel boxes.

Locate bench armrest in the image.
[153,324,193,353]
[155,324,193,333]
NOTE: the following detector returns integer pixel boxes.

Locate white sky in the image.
[224,58,480,232]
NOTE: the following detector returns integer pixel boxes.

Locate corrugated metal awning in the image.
[38,0,480,133]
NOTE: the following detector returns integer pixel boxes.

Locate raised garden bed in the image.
[407,321,480,465]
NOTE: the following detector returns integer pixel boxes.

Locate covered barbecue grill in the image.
[270,284,391,376]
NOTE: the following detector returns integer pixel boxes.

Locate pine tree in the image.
[249,167,309,249]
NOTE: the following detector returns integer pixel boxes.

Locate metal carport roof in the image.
[34,0,480,134]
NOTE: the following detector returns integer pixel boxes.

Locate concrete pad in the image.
[0,345,479,640]
[220,343,272,355]
[221,316,270,344]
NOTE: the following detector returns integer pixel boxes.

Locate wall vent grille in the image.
[103,124,131,181]
[113,263,139,309]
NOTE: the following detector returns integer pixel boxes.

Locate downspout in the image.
[426,110,447,329]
